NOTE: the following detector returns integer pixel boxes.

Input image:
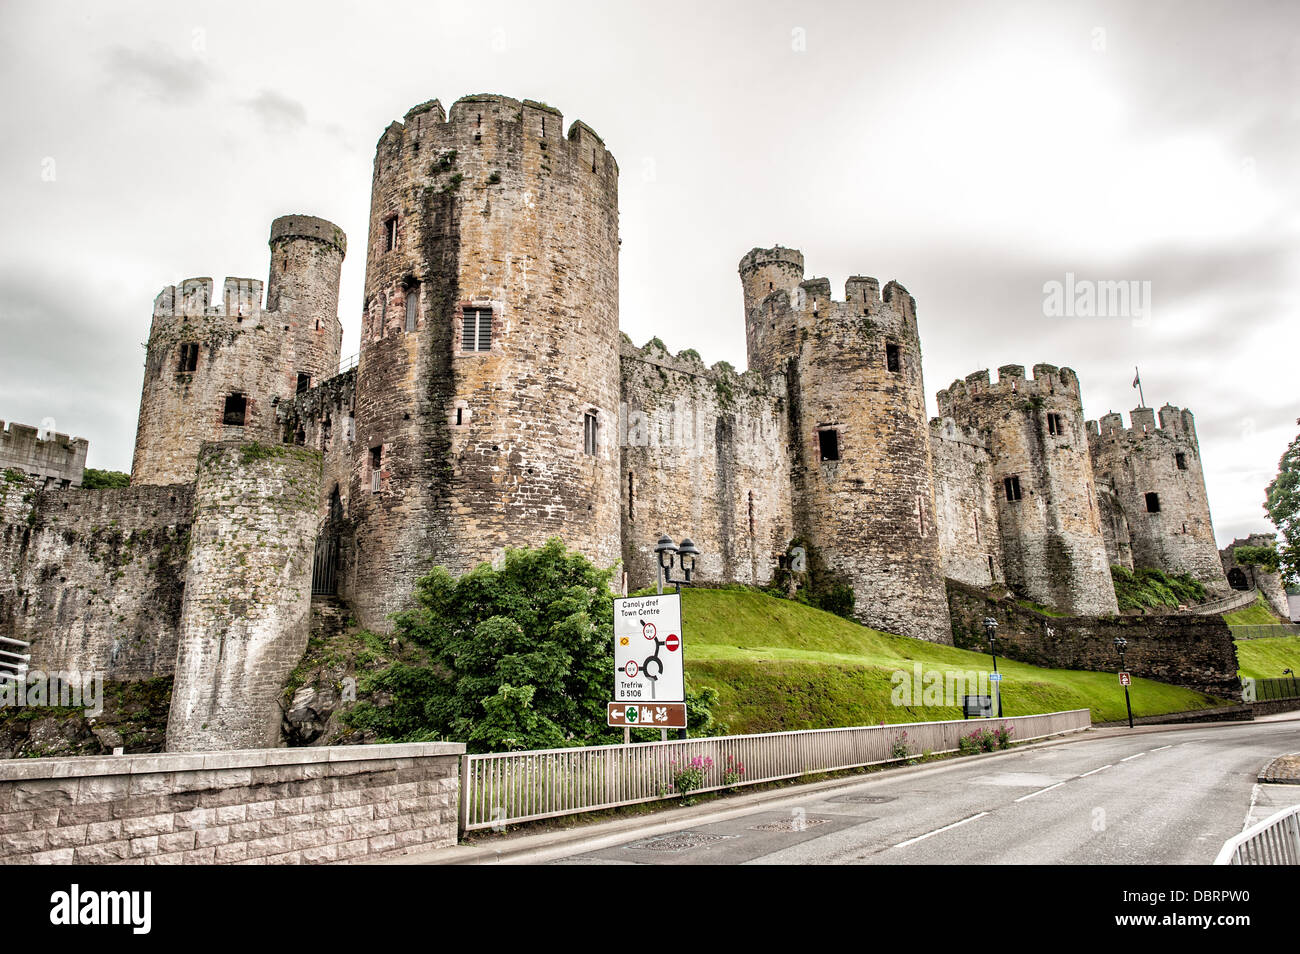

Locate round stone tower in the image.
[347,95,620,629]
[740,249,951,642]
[131,215,345,485]
[1088,405,1227,591]
[938,364,1118,616]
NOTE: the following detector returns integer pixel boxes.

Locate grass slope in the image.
[681,588,1228,734]
[1235,634,1300,681]
[1223,594,1285,626]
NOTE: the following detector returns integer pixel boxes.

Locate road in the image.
[546,715,1300,865]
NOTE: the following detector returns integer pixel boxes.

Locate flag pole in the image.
[1133,366,1145,408]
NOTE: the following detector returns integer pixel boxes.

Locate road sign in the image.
[988,672,1002,682]
[963,695,993,719]
[607,702,687,729]
[613,594,684,702]
[1119,671,1131,686]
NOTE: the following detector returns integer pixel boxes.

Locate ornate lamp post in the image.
[983,617,1003,717]
[654,534,699,595]
[1115,636,1134,729]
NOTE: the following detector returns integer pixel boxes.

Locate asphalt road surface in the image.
[547,715,1300,865]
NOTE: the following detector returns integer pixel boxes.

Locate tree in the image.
[348,538,615,753]
[80,468,130,489]
[1264,420,1300,588]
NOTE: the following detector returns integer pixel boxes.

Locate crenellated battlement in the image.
[1086,404,1198,444]
[152,277,265,321]
[937,362,1081,418]
[0,420,88,486]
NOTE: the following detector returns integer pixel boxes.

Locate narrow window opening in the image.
[461,307,492,351]
[455,407,463,426]
[1175,452,1187,470]
[885,342,901,373]
[1047,412,1064,436]
[1145,492,1161,513]
[818,429,840,462]
[988,554,995,578]
[405,288,418,332]
[223,393,247,427]
[296,372,311,393]
[748,490,755,535]
[177,342,199,373]
[583,412,599,456]
[628,472,636,518]
[974,512,980,544]
[384,216,398,252]
[370,446,382,492]
[1003,475,1022,502]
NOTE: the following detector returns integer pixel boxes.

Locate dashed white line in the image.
[1150,745,1172,752]
[1079,764,1112,777]
[1014,782,1066,802]
[1120,753,1146,762]
[894,812,989,848]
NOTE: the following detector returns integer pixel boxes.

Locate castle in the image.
[0,94,1231,751]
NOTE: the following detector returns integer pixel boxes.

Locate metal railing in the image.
[458,709,1091,833]
[1243,676,1300,702]
[1215,805,1300,865]
[1230,623,1300,640]
[338,352,359,375]
[1190,588,1261,616]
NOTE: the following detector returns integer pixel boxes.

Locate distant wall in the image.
[946,579,1240,698]
[0,421,87,489]
[930,418,1003,588]
[8,483,193,679]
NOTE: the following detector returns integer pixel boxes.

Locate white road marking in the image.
[1150,745,1172,752]
[1120,753,1146,762]
[1079,764,1112,777]
[1014,782,1066,802]
[1243,783,1261,832]
[894,812,989,848]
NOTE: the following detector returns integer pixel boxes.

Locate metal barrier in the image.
[1230,623,1300,640]
[1190,588,1261,616]
[1243,676,1300,702]
[458,708,1091,833]
[1215,805,1300,865]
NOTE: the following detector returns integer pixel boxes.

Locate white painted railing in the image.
[1215,805,1300,865]
[1190,588,1260,616]
[459,708,1091,833]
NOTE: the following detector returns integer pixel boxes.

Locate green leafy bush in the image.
[81,468,130,489]
[1111,565,1206,612]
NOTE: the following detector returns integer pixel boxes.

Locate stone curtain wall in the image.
[167,443,322,752]
[930,418,1004,589]
[348,96,621,633]
[946,579,1240,698]
[0,421,88,488]
[0,742,463,864]
[1088,406,1227,591]
[619,340,793,589]
[1221,533,1290,619]
[131,216,345,485]
[4,482,193,679]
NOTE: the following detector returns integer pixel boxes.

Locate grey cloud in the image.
[245,89,308,132]
[104,44,213,105]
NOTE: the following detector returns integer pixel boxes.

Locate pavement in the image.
[387,710,1300,865]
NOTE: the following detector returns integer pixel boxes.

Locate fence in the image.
[1214,805,1300,865]
[1243,676,1300,702]
[1189,588,1260,616]
[458,708,1091,833]
[1230,623,1300,640]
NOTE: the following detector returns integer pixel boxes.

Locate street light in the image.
[982,617,1003,717]
[654,534,700,595]
[1115,636,1134,729]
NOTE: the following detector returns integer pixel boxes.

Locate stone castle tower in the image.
[740,248,950,642]
[1089,405,1227,590]
[346,95,621,628]
[938,364,1118,616]
[131,216,346,485]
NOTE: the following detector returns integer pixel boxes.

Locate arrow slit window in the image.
[584,412,599,456]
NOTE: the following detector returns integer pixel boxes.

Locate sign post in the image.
[612,593,686,740]
[1119,671,1134,729]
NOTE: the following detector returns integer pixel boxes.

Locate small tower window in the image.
[370,446,383,492]
[1145,492,1161,513]
[1047,413,1064,436]
[1003,475,1022,502]
[177,342,199,373]
[383,216,398,252]
[296,372,311,393]
[1175,452,1187,470]
[462,307,492,351]
[818,429,840,462]
[405,289,419,332]
[584,412,599,456]
[628,471,636,518]
[223,393,247,427]
[885,342,902,373]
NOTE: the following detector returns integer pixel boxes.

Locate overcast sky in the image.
[1,0,1295,546]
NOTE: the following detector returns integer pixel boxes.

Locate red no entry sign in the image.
[665,633,680,652]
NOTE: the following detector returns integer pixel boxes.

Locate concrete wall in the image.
[167,443,321,752]
[131,216,345,485]
[349,96,620,631]
[619,340,792,589]
[939,365,1118,616]
[0,742,462,864]
[1089,406,1226,590]
[3,481,192,679]
[947,579,1240,698]
[0,421,87,489]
